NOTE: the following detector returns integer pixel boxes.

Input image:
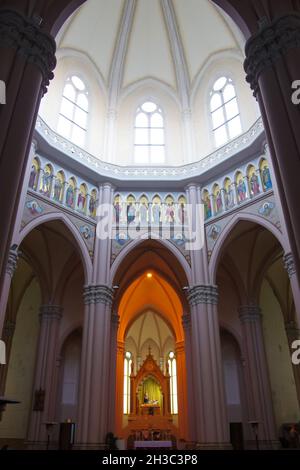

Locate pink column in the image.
[238,305,277,448]
[107,312,120,432]
[182,313,196,444]
[76,286,114,449]
[76,182,115,449]
[175,340,188,441]
[185,184,230,449]
[27,305,62,448]
[187,286,230,449]
[0,247,18,336]
[283,253,300,328]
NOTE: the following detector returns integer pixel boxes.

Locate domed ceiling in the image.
[56,0,244,95]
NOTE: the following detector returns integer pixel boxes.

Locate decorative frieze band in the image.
[238,305,262,323]
[6,246,19,278]
[39,305,63,321]
[83,285,114,306]
[186,285,219,306]
[283,252,296,278]
[0,9,56,94]
[244,14,300,97]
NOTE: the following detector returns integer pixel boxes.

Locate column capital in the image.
[186,285,218,306]
[238,304,262,323]
[0,9,56,95]
[6,246,19,278]
[244,13,300,97]
[83,285,114,306]
[39,305,63,320]
[283,252,296,278]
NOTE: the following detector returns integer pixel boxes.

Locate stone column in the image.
[0,246,18,336]
[244,12,300,281]
[107,312,120,432]
[285,321,300,406]
[76,285,114,449]
[0,8,56,300]
[175,340,188,440]
[115,340,125,436]
[27,305,63,447]
[283,252,300,328]
[238,304,277,448]
[182,313,195,443]
[186,286,230,449]
[185,183,229,448]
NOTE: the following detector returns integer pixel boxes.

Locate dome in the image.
[39,0,260,166]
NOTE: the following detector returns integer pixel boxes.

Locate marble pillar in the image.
[27,305,63,446]
[238,304,277,448]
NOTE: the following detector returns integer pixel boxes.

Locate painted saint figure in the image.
[152,202,161,225]
[66,183,75,208]
[53,177,63,202]
[78,190,86,211]
[127,203,136,224]
[204,196,212,220]
[215,191,223,213]
[237,178,247,202]
[29,165,37,189]
[41,169,51,197]
[89,196,97,218]
[262,165,272,190]
[250,172,260,196]
[166,203,175,224]
[139,202,148,225]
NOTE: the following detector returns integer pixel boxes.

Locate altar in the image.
[140,403,160,416]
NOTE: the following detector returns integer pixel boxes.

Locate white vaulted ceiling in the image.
[57,0,243,95]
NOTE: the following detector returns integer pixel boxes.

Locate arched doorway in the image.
[215,219,300,448]
[111,240,190,444]
[0,219,87,448]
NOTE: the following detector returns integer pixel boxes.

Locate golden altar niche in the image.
[129,352,171,418]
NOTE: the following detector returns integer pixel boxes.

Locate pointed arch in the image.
[209,212,287,284]
[17,212,93,284]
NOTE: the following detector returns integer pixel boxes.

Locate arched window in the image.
[123,351,132,414]
[58,75,89,147]
[210,77,242,148]
[134,101,165,165]
[168,351,178,415]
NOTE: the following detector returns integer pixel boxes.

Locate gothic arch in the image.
[110,238,192,287]
[209,212,287,283]
[17,212,93,284]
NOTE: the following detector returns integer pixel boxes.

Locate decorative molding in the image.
[283,252,296,278]
[245,14,300,97]
[83,285,114,306]
[35,115,264,182]
[238,305,262,323]
[186,285,219,306]
[0,9,56,95]
[6,246,19,277]
[39,305,63,321]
